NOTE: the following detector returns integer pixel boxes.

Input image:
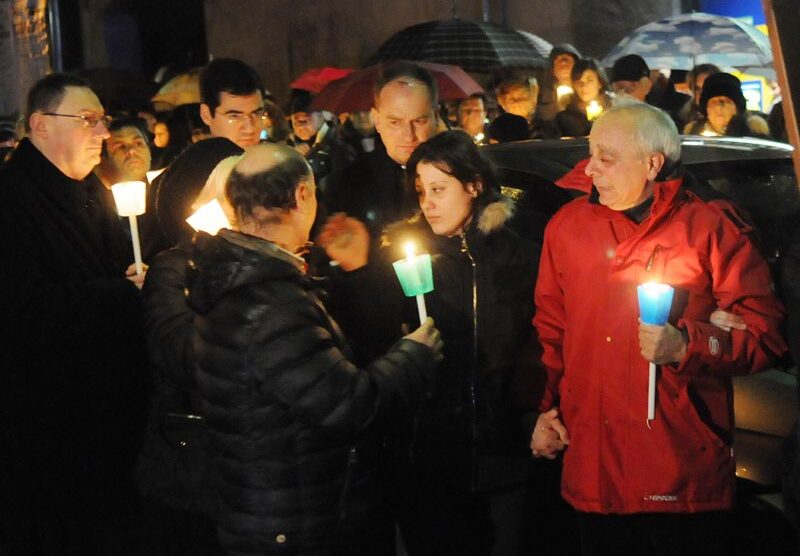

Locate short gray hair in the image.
[595,100,681,163]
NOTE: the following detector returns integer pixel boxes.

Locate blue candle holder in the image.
[637,282,674,325]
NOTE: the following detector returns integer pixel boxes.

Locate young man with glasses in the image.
[0,73,149,554]
[199,57,268,149]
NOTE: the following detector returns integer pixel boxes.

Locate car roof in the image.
[482,136,795,183]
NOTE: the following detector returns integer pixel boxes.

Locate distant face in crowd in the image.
[692,72,712,105]
[153,122,170,148]
[457,97,486,138]
[553,53,576,84]
[416,161,478,237]
[201,91,265,148]
[373,79,438,165]
[105,126,151,182]
[574,69,602,104]
[585,115,661,211]
[291,111,324,142]
[612,77,650,102]
[497,84,536,121]
[32,86,110,180]
[706,96,738,133]
[349,111,374,136]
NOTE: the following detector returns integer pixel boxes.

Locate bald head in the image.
[226,143,314,225]
[234,143,306,177]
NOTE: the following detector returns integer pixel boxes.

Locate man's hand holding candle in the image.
[403,317,444,362]
[638,321,688,365]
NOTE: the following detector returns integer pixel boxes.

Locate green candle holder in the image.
[392,253,434,297]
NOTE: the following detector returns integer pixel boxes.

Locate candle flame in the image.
[556,85,573,99]
[640,281,671,296]
[405,241,416,261]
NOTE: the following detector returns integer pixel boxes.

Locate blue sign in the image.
[700,0,766,25]
[740,79,765,112]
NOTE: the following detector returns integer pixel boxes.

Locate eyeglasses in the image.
[42,112,111,129]
[224,109,268,126]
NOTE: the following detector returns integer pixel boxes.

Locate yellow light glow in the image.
[556,85,573,100]
[405,241,416,261]
[186,199,230,235]
[586,100,603,121]
[111,181,146,217]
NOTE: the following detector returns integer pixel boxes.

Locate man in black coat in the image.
[188,143,443,555]
[327,63,439,238]
[0,74,149,555]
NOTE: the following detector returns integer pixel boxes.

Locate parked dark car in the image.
[482,136,799,554]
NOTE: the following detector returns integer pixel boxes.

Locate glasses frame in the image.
[223,109,268,127]
[41,112,111,129]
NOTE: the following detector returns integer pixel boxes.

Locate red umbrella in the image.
[308,61,484,114]
[290,67,354,94]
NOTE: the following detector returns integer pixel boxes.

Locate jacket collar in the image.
[218,229,308,272]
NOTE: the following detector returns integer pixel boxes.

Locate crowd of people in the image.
[0,46,796,556]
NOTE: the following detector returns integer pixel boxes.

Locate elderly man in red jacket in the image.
[531,101,786,555]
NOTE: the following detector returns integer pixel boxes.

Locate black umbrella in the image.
[370,18,548,73]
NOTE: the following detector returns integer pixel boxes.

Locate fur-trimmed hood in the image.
[381,196,515,249]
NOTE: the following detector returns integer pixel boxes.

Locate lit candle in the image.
[111,181,147,276]
[637,282,675,425]
[586,100,603,121]
[186,199,231,235]
[700,129,719,137]
[556,85,573,103]
[392,242,434,324]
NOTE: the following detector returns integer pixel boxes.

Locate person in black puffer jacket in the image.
[187,143,442,556]
[137,137,243,556]
[320,130,544,556]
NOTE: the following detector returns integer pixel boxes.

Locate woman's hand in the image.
[317,213,370,271]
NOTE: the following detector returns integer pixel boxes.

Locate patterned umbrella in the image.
[308,61,484,114]
[601,12,772,70]
[370,18,548,73]
[151,68,202,112]
[516,30,553,59]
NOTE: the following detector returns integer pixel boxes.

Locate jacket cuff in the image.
[673,318,730,374]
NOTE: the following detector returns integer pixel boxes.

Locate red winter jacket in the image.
[534,177,786,514]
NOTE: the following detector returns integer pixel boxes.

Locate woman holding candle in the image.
[556,58,613,138]
[137,137,243,556]
[320,130,542,556]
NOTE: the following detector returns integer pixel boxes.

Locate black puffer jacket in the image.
[137,243,217,515]
[327,199,542,493]
[187,229,437,554]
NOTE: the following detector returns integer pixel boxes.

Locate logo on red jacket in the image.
[709,336,720,356]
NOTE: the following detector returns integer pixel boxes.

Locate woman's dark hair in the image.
[405,130,501,215]
[570,58,610,93]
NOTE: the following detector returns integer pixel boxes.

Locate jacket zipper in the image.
[460,232,479,492]
[338,445,358,521]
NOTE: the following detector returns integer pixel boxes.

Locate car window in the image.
[687,159,800,267]
[497,169,581,244]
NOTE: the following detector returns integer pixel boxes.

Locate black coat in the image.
[137,244,217,515]
[327,144,416,239]
[0,139,148,514]
[327,200,542,493]
[187,229,437,554]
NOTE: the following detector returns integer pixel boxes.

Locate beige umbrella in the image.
[151,68,202,112]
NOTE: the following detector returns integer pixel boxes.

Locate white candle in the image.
[186,199,230,235]
[111,181,146,275]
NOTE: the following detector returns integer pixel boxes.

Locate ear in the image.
[28,113,47,138]
[199,103,213,126]
[465,180,482,198]
[640,77,653,96]
[646,152,666,181]
[295,180,314,210]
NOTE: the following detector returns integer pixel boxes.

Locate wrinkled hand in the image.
[638,321,687,364]
[125,262,148,289]
[317,213,370,271]
[710,309,746,332]
[404,317,444,362]
[531,408,570,459]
